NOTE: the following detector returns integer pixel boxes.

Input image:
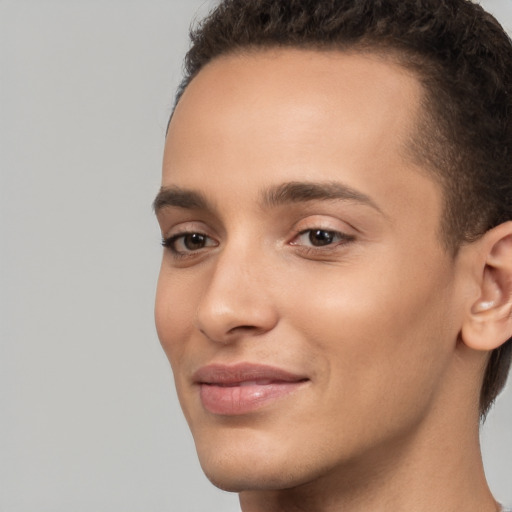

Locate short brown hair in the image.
[171,0,512,416]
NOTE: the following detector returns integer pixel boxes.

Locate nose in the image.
[194,246,279,344]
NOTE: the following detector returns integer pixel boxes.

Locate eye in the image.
[291,229,352,248]
[162,232,218,254]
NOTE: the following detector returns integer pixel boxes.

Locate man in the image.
[153,1,512,510]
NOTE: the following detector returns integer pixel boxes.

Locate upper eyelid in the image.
[160,220,216,238]
[156,205,223,233]
[160,215,358,241]
[295,227,351,236]
[289,217,357,237]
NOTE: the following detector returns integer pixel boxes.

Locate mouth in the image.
[192,363,309,415]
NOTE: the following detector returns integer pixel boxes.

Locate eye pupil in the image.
[184,233,207,250]
[309,230,334,246]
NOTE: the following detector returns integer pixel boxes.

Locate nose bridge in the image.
[195,235,278,342]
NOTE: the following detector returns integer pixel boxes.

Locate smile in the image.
[193,363,309,415]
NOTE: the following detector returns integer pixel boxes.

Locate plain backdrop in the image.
[1,1,511,511]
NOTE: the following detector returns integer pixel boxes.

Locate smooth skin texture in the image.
[155,49,512,512]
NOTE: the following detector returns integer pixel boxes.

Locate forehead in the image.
[163,48,441,229]
[169,49,422,146]
[166,49,423,173]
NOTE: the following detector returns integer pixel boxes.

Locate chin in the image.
[195,444,287,491]
[193,432,331,493]
[203,468,276,493]
[200,457,307,493]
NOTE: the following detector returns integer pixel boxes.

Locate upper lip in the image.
[192,363,309,386]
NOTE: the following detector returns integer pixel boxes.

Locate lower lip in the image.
[199,381,307,415]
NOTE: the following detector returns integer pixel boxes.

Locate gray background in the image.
[1,1,511,510]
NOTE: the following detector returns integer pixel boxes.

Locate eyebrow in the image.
[153,186,213,213]
[153,181,382,215]
[261,181,383,213]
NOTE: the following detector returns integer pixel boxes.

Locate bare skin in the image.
[155,49,512,512]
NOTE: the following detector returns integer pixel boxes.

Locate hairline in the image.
[169,43,462,255]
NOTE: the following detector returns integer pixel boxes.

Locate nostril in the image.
[227,324,261,335]
[198,320,274,344]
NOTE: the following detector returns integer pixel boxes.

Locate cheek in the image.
[154,267,197,364]
[285,254,457,415]
[155,268,204,426]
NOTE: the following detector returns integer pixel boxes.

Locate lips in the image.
[193,363,309,415]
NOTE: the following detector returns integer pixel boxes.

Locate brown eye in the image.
[308,229,336,246]
[162,232,218,254]
[183,233,208,250]
[290,228,353,250]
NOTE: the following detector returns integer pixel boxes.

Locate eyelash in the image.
[290,228,355,254]
[161,232,217,258]
[162,227,354,260]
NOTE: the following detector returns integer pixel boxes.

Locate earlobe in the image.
[461,222,512,352]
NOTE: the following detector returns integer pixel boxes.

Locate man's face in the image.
[155,49,468,491]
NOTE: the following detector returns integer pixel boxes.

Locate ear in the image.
[461,221,512,351]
